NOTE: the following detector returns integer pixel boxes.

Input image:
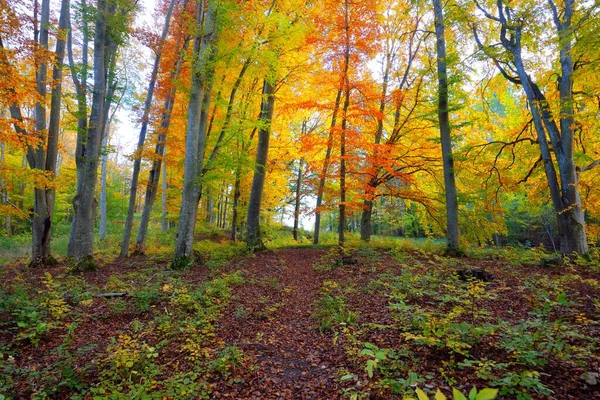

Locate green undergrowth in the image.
[330,254,599,400]
[0,261,246,398]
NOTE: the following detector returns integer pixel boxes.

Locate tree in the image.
[120,0,176,257]
[135,34,188,254]
[473,0,590,254]
[172,0,220,268]
[433,0,460,253]
[0,0,70,266]
[246,77,276,251]
[67,0,134,266]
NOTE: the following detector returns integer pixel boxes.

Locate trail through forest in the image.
[215,248,344,398]
[2,244,599,399]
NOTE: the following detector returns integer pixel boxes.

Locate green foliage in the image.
[132,286,163,312]
[209,346,244,377]
[0,273,70,346]
[491,371,552,399]
[312,280,359,332]
[410,386,498,400]
[193,240,246,270]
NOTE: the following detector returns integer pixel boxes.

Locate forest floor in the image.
[1,239,599,399]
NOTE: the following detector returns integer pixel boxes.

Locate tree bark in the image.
[99,120,110,240]
[231,164,242,241]
[161,160,168,232]
[121,0,176,257]
[67,0,108,265]
[338,0,351,248]
[0,143,10,236]
[135,37,188,254]
[314,90,342,245]
[293,158,303,241]
[246,78,276,252]
[433,0,460,254]
[172,0,219,268]
[68,0,89,193]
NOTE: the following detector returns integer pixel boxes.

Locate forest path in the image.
[214,247,346,399]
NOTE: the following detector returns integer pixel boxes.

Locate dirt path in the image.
[214,248,347,399]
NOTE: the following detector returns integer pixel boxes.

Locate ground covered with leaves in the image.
[1,239,599,399]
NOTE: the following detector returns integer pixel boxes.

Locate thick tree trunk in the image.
[68,0,89,193]
[553,0,587,254]
[360,197,374,241]
[246,78,276,252]
[433,0,460,254]
[121,0,175,257]
[67,0,107,266]
[173,1,218,268]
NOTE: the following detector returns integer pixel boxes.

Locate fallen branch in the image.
[94,292,128,298]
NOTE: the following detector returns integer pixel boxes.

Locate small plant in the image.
[491,370,552,399]
[312,294,359,332]
[209,346,244,377]
[132,286,163,312]
[410,386,498,400]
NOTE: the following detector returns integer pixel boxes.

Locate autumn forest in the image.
[0,0,599,398]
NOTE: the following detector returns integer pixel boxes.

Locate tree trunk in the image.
[68,0,89,193]
[0,143,11,237]
[121,0,175,257]
[360,48,392,242]
[246,78,276,252]
[231,166,241,242]
[433,0,459,254]
[293,158,303,241]
[172,0,219,268]
[67,0,107,266]
[99,120,110,240]
[314,87,342,245]
[161,160,168,232]
[135,37,188,253]
[338,0,351,248]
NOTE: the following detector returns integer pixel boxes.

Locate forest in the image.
[0,0,599,398]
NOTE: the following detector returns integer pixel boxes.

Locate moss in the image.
[28,255,59,269]
[171,255,193,270]
[70,255,97,273]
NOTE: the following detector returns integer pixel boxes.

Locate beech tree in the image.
[0,0,70,266]
[172,0,220,268]
[433,0,460,253]
[120,0,176,257]
[473,0,591,254]
[67,0,135,266]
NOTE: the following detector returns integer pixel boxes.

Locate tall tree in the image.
[172,0,220,268]
[135,35,188,254]
[120,0,176,257]
[0,0,70,266]
[246,77,276,251]
[67,0,132,266]
[338,0,351,248]
[473,0,589,254]
[433,0,460,253]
